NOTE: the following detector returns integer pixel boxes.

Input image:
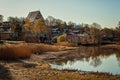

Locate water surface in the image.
[50,46,120,75]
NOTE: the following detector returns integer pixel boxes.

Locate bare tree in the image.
[68,21,76,29]
[92,22,101,30]
[45,16,56,26]
[118,21,120,27]
[7,17,25,40]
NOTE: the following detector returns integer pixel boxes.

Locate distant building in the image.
[26,11,43,23]
[0,22,10,31]
[52,27,60,36]
[0,32,13,40]
[0,22,13,40]
[24,11,48,43]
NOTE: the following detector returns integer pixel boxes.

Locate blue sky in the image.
[0,0,120,28]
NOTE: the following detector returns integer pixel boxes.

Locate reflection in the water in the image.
[50,46,120,75]
[90,57,102,67]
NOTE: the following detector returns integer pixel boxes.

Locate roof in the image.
[26,11,43,22]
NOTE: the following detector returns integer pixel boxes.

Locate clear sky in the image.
[0,0,120,28]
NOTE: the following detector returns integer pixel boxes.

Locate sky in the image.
[0,0,120,28]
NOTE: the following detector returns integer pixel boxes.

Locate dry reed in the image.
[0,43,77,59]
[0,43,32,60]
[29,43,64,54]
[54,42,78,47]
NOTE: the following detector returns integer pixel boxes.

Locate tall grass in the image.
[0,43,77,60]
[29,43,64,54]
[0,44,32,60]
[54,42,78,47]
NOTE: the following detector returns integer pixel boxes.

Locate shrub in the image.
[57,34,66,43]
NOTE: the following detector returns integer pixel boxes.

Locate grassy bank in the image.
[0,43,120,60]
[54,42,78,47]
[0,43,120,80]
[101,44,120,49]
[0,43,31,59]
[0,55,119,80]
[0,43,78,60]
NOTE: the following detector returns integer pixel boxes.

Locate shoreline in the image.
[0,43,120,80]
[0,53,120,80]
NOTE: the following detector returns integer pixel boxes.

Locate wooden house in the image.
[0,22,13,40]
[0,32,13,40]
[26,11,43,23]
[24,11,46,43]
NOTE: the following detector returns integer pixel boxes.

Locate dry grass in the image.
[54,42,78,47]
[0,43,78,59]
[0,43,32,60]
[29,43,65,54]
[101,44,120,49]
[0,43,65,59]
[0,43,120,80]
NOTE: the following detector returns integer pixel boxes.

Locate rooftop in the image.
[26,11,43,22]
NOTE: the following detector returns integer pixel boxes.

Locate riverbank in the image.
[0,43,120,80]
[0,43,78,59]
[0,54,120,80]
[101,44,120,49]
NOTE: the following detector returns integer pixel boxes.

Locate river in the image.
[49,46,120,75]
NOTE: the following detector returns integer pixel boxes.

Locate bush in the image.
[57,34,66,43]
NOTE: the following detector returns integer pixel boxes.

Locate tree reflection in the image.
[116,50,120,67]
[117,58,120,67]
[90,57,102,67]
[51,45,120,68]
[79,46,120,68]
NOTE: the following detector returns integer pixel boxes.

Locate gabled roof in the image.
[26,11,43,22]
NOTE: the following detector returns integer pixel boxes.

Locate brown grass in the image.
[29,43,64,54]
[54,42,78,47]
[0,43,32,60]
[0,43,78,59]
[101,44,120,49]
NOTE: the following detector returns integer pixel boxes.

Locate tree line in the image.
[0,15,120,43]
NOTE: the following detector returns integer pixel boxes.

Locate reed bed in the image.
[29,43,65,54]
[0,43,77,59]
[0,43,32,60]
[54,42,78,47]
